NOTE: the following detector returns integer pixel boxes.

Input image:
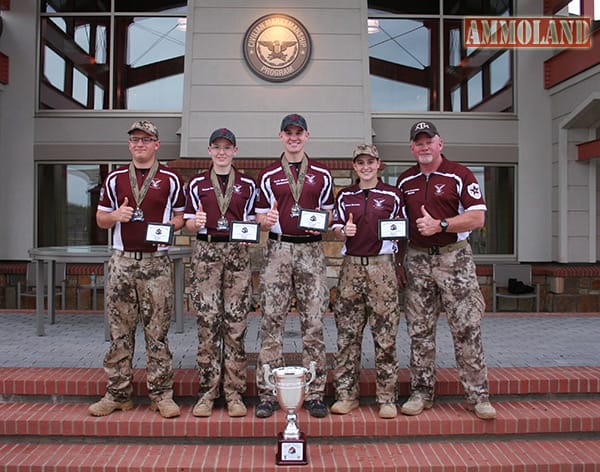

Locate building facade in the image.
[0,0,598,271]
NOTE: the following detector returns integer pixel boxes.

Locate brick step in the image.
[2,398,599,439]
[2,366,600,398]
[2,439,600,472]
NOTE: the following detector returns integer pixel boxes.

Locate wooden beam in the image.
[0,52,8,85]
[577,139,600,161]
[544,0,570,15]
[369,57,430,87]
[544,28,600,88]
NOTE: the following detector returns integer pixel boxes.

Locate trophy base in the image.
[276,432,308,466]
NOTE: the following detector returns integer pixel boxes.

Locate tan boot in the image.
[227,398,248,417]
[379,403,397,419]
[470,401,497,420]
[150,398,180,418]
[400,395,433,416]
[88,395,134,417]
[330,399,359,415]
[192,398,214,417]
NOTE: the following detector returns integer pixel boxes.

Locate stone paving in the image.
[1,310,599,369]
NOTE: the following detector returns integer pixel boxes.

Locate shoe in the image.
[400,395,433,416]
[379,403,397,419]
[192,398,214,417]
[88,395,134,416]
[227,398,248,417]
[150,398,180,418]
[304,399,328,418]
[331,399,359,415]
[508,278,535,294]
[255,400,279,418]
[470,401,497,420]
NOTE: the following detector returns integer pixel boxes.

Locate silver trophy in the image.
[263,361,316,465]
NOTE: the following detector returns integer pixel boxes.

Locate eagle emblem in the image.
[243,14,312,83]
[258,40,297,61]
[373,198,385,209]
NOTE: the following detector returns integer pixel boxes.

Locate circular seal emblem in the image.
[243,14,312,82]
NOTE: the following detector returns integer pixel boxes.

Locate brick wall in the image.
[1,260,600,313]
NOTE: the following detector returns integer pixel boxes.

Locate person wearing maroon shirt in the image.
[254,114,334,419]
[330,144,404,419]
[396,120,496,420]
[89,120,185,419]
[184,128,257,418]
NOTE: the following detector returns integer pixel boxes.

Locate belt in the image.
[345,254,394,266]
[113,250,167,260]
[268,232,322,244]
[197,234,230,243]
[409,239,469,255]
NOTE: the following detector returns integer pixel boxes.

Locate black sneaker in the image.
[304,399,328,418]
[255,400,279,418]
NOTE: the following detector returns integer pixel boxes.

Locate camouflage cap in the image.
[209,128,236,146]
[409,120,439,141]
[352,144,379,161]
[128,120,159,139]
[280,113,308,131]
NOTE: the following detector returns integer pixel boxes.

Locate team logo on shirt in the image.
[305,174,316,185]
[373,198,385,209]
[467,183,482,199]
[150,179,161,189]
[434,184,446,195]
[233,184,243,194]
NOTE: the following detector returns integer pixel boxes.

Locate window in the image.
[368,1,514,112]
[37,164,109,247]
[39,1,186,110]
[381,163,515,256]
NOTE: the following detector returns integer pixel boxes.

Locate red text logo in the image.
[464,17,591,48]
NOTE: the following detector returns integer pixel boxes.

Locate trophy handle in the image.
[304,361,316,392]
[263,363,277,395]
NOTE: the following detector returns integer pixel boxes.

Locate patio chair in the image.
[76,274,104,310]
[17,262,66,310]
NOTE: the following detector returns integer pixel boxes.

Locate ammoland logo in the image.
[464,16,591,48]
[243,13,312,82]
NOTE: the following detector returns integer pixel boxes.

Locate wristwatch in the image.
[440,219,449,232]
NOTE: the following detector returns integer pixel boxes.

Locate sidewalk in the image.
[2,310,599,369]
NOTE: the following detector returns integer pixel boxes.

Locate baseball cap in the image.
[409,121,439,141]
[209,128,236,146]
[352,144,379,161]
[128,120,159,139]
[280,113,308,131]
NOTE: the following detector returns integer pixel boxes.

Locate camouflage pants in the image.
[404,244,489,404]
[256,239,328,402]
[103,253,175,403]
[189,240,251,402]
[333,257,401,404]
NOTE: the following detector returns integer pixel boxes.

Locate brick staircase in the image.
[1,365,600,471]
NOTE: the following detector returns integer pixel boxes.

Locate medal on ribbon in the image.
[210,167,235,231]
[282,155,308,218]
[128,160,159,222]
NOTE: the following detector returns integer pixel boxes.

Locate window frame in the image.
[368,1,514,113]
[38,1,187,112]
